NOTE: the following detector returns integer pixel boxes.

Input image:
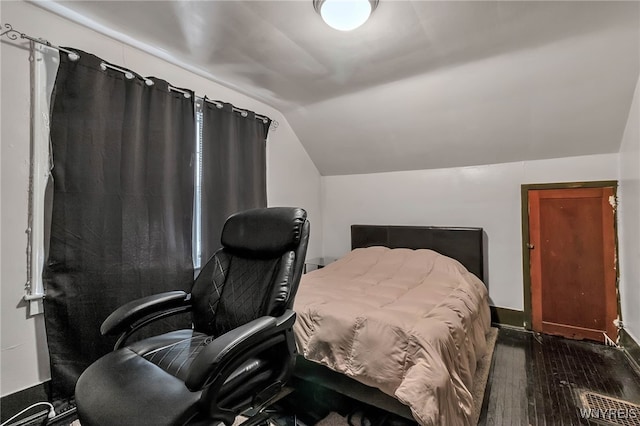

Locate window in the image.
[193,99,204,272]
[25,44,59,315]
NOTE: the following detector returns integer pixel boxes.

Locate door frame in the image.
[520,180,620,332]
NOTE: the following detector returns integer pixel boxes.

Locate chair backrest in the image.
[191,207,309,336]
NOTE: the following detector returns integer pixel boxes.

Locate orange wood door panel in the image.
[528,187,617,342]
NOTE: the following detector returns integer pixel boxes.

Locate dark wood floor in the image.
[279,327,640,425]
[479,327,640,426]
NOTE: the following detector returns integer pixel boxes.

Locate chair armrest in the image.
[185,310,297,391]
[101,291,191,336]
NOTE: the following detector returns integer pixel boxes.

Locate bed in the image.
[292,225,491,426]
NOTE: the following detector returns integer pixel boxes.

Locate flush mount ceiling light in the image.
[313,0,379,31]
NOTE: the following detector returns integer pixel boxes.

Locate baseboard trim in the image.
[490,306,525,328]
[1,382,49,423]
[619,329,640,376]
[6,410,49,426]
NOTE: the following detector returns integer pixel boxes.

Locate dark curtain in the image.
[200,100,270,263]
[43,50,195,406]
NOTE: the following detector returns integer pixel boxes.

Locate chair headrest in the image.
[221,207,308,258]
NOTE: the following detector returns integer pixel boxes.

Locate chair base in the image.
[234,386,295,426]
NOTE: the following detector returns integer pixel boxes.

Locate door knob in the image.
[527,243,535,249]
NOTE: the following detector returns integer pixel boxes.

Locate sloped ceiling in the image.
[44,1,640,175]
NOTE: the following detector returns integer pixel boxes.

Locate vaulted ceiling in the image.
[47,1,640,175]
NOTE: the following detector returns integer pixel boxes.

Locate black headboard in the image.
[351,225,484,280]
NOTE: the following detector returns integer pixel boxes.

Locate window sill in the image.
[24,294,45,316]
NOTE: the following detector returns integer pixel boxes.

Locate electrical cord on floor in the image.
[0,401,56,426]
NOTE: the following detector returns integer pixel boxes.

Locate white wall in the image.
[618,76,640,344]
[321,153,619,311]
[0,0,321,397]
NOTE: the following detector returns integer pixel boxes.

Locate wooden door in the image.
[528,187,617,342]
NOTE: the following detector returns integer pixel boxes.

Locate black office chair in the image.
[75,207,309,426]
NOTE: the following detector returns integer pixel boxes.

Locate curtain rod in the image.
[2,23,278,129]
[2,23,80,61]
[166,85,273,126]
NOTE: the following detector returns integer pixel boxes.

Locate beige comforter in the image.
[293,247,491,426]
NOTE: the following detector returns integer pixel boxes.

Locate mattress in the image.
[293,247,491,426]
